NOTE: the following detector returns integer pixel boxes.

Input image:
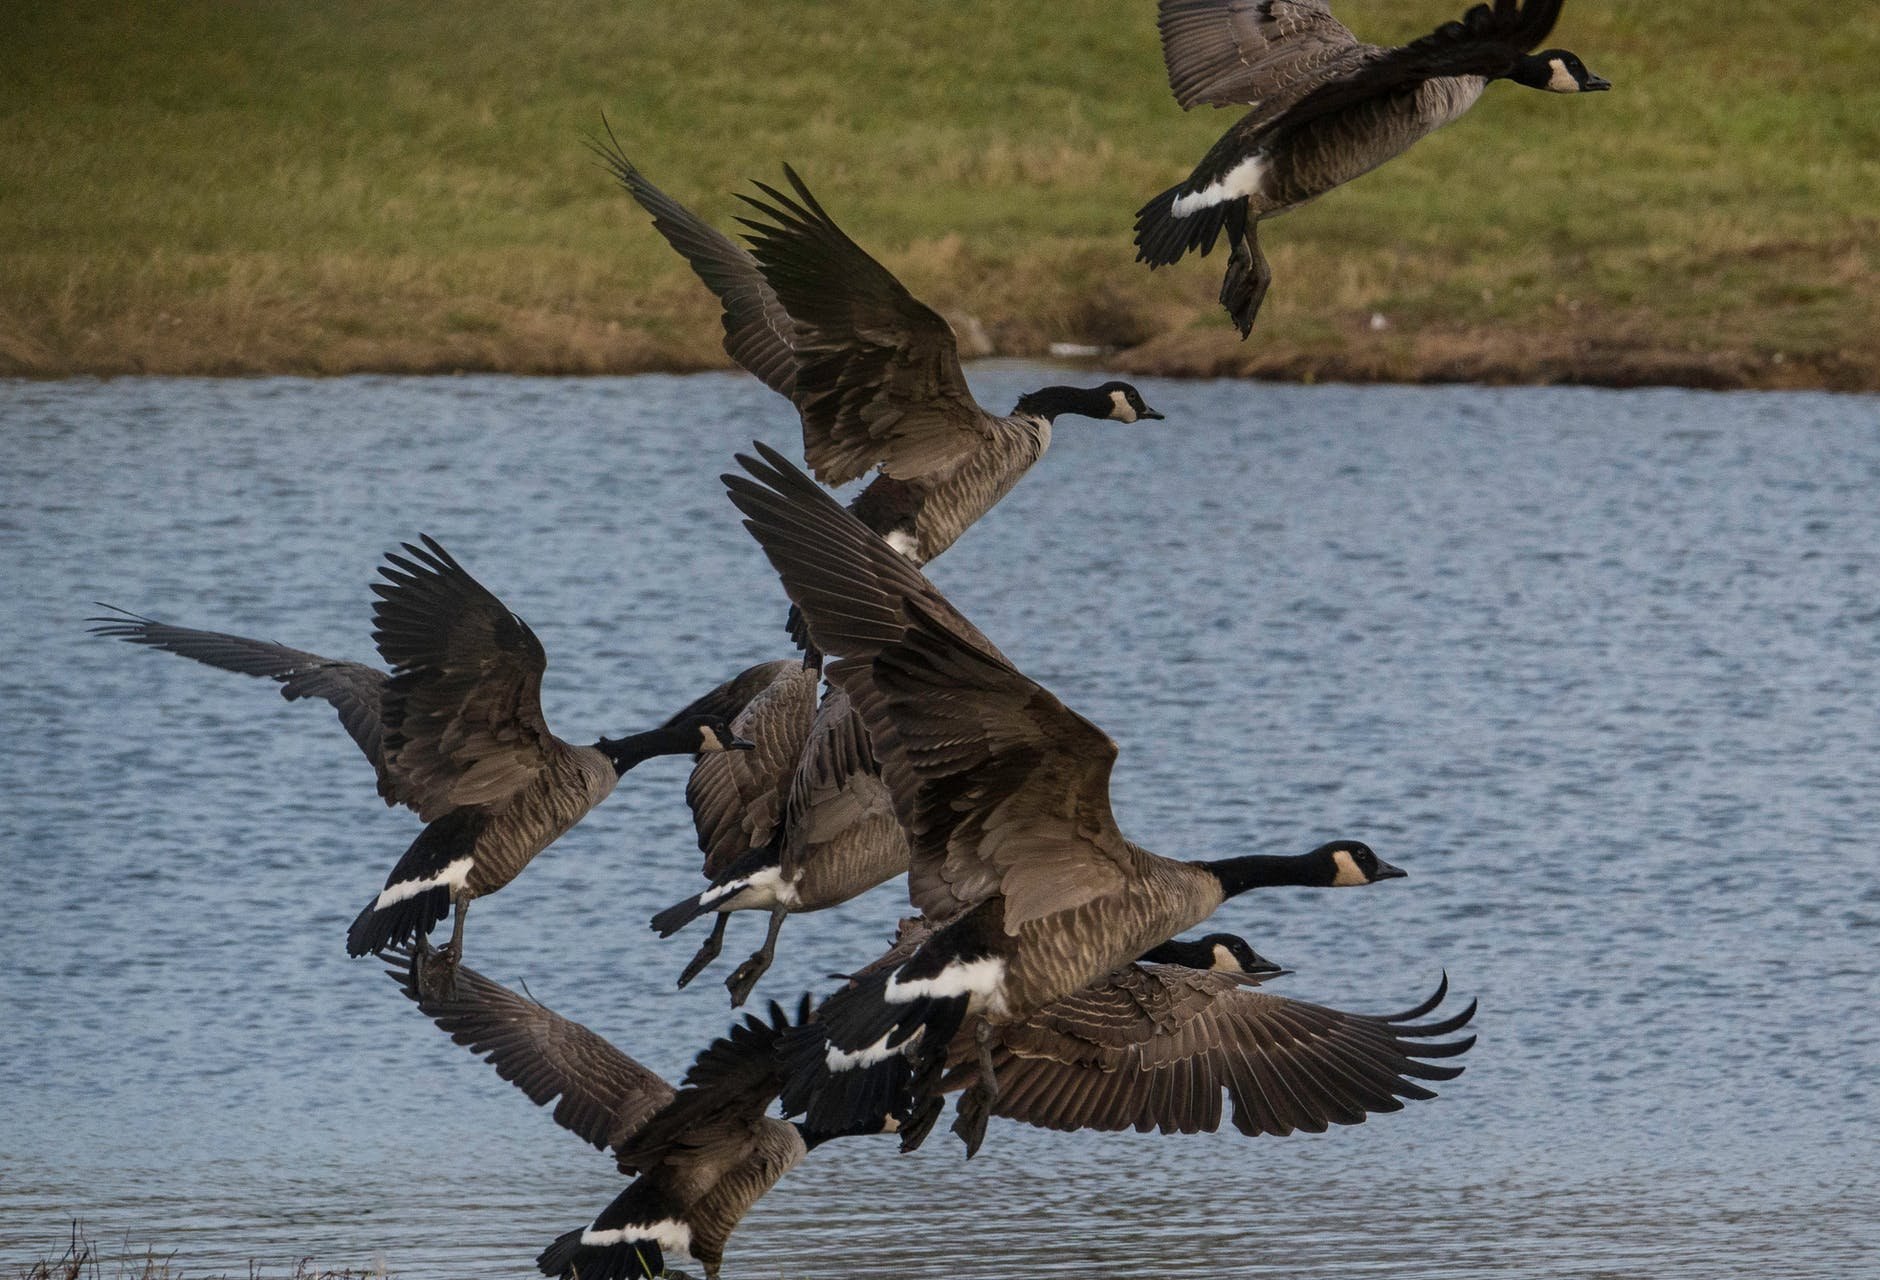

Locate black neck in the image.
[1196,853,1327,898]
[1138,937,1211,966]
[1013,385,1111,422]
[597,725,695,776]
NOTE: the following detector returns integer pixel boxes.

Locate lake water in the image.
[3,368,1877,1279]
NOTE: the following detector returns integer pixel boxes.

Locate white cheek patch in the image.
[1547,59,1576,92]
[885,956,1006,1004]
[1108,389,1139,423]
[1329,848,1367,887]
[885,529,920,560]
[1211,942,1239,972]
[826,1029,903,1073]
[699,725,724,752]
[1171,154,1267,218]
[373,857,473,910]
[581,1219,692,1255]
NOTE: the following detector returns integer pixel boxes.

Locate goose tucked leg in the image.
[950,1021,1000,1158]
[724,905,789,1008]
[1220,221,1273,339]
[676,913,729,989]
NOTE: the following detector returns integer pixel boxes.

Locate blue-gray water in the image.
[3,369,1877,1278]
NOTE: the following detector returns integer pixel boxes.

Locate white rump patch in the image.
[884,956,1006,1004]
[581,1218,692,1254]
[885,529,920,560]
[826,1028,903,1073]
[1171,154,1267,218]
[700,866,797,912]
[373,857,473,910]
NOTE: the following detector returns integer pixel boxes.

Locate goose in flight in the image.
[654,660,910,1006]
[723,443,1438,1154]
[91,536,753,969]
[595,134,1164,573]
[1136,0,1609,335]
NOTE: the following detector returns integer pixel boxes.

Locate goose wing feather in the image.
[590,133,801,399]
[724,444,1148,927]
[370,535,560,821]
[946,967,1478,1137]
[778,680,900,877]
[381,948,674,1163]
[685,661,817,877]
[87,606,398,806]
[734,168,988,487]
[1158,0,1367,111]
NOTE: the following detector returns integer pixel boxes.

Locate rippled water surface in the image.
[4,370,1878,1278]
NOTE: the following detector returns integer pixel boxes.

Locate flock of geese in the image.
[95,1,1608,1275]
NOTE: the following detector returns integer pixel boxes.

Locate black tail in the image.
[776,969,967,1138]
[650,842,777,937]
[1134,182,1237,267]
[538,1181,682,1280]
[345,810,481,957]
[649,889,714,938]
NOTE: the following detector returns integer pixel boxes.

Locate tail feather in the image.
[345,810,481,957]
[777,970,968,1137]
[1133,182,1235,267]
[650,890,714,938]
[539,1181,684,1280]
[347,886,451,956]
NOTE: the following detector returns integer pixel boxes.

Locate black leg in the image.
[950,1021,999,1158]
[676,912,729,988]
[724,906,788,1007]
[1220,222,1273,338]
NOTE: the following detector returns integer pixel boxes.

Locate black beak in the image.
[729,734,758,752]
[1584,73,1611,91]
[1140,407,1166,420]
[1376,858,1408,881]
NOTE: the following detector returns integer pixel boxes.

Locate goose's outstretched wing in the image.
[87,606,398,806]
[370,535,560,821]
[382,947,674,1168]
[725,443,1148,927]
[948,968,1478,1136]
[736,168,989,487]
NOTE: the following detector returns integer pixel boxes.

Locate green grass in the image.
[2,0,1876,384]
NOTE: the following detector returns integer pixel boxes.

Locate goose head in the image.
[1139,932,1287,977]
[1510,50,1611,94]
[1012,381,1165,424]
[1319,839,1407,887]
[687,714,757,755]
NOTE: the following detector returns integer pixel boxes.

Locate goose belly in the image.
[912,419,1049,562]
[1262,76,1488,211]
[464,755,617,895]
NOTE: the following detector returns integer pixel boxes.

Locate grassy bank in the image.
[3,1,1876,387]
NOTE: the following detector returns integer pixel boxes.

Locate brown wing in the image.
[382,947,674,1164]
[589,130,800,399]
[88,606,400,807]
[735,167,990,486]
[684,661,817,877]
[778,680,908,881]
[1158,0,1367,110]
[370,535,559,822]
[724,443,1148,927]
[947,968,1477,1137]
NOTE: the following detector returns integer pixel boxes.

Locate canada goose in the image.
[593,134,1165,573]
[90,536,754,968]
[379,947,889,1280]
[723,443,1418,1154]
[1136,0,1610,335]
[653,670,911,1006]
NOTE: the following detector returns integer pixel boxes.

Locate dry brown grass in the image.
[11,1222,385,1280]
